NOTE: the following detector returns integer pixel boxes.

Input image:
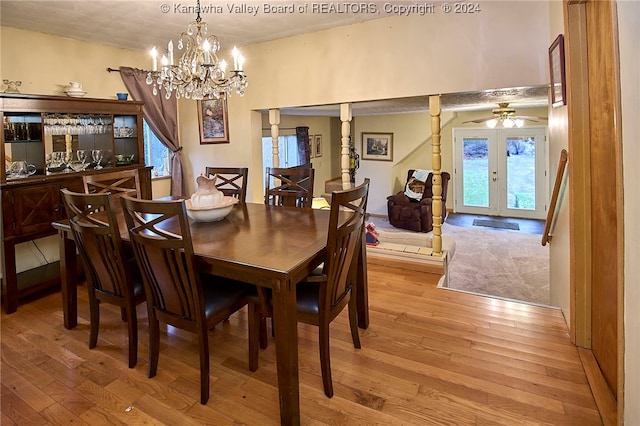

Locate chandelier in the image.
[146,0,248,100]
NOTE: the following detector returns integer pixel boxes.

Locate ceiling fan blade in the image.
[462,117,494,124]
[515,115,548,122]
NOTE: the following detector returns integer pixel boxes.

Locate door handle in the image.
[492,171,497,181]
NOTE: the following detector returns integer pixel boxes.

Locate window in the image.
[262,134,303,191]
[143,119,170,177]
[261,135,301,169]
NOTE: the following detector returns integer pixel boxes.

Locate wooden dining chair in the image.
[264,165,315,208]
[83,168,142,200]
[204,166,249,203]
[258,178,370,398]
[120,196,261,404]
[60,189,146,368]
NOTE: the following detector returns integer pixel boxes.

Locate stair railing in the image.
[542,149,568,246]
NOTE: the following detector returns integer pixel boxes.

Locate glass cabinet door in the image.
[3,113,44,178]
[113,115,139,166]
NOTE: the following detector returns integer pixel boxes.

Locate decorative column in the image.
[429,95,443,257]
[269,109,280,167]
[340,103,352,189]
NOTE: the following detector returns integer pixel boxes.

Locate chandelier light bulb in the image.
[150,47,158,71]
[232,46,240,70]
[486,119,498,128]
[515,118,525,128]
[503,118,515,128]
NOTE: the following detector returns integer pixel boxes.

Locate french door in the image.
[453,128,547,219]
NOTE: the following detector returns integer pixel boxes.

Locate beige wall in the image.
[0,27,144,98]
[0,26,168,273]
[175,3,551,205]
[546,0,572,331]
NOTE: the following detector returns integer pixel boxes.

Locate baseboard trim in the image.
[577,347,617,425]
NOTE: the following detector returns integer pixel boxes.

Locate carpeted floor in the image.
[367,216,551,306]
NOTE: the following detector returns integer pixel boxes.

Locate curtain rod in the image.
[107,67,121,73]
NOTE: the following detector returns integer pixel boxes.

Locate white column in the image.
[429,95,443,257]
[340,103,352,189]
[269,109,280,167]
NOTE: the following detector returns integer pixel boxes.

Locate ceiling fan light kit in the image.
[464,102,546,128]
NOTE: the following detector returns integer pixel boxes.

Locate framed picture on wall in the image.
[362,132,393,161]
[198,97,229,143]
[314,135,322,157]
[549,34,566,107]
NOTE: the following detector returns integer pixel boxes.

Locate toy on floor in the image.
[365,222,380,246]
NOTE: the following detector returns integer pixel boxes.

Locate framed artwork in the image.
[362,132,393,161]
[314,135,322,157]
[549,34,566,107]
[198,97,229,143]
[309,134,314,158]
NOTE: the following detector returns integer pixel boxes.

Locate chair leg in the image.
[88,293,100,349]
[318,323,334,398]
[198,327,210,405]
[148,315,160,378]
[259,317,268,349]
[126,304,138,368]
[248,302,260,371]
[348,296,361,349]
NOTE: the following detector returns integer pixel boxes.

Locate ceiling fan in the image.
[463,103,547,128]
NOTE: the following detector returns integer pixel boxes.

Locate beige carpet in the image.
[367,217,551,306]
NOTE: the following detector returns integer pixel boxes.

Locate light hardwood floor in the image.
[1,264,603,425]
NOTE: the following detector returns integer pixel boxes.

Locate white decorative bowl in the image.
[185,196,239,222]
[65,90,87,98]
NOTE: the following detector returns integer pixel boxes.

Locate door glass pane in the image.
[506,137,536,210]
[462,137,489,207]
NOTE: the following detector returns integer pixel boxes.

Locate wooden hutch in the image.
[1,93,152,314]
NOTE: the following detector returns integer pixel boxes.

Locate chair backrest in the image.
[60,188,133,299]
[406,169,451,202]
[83,169,142,200]
[264,166,315,208]
[322,178,370,312]
[120,196,204,331]
[204,167,248,203]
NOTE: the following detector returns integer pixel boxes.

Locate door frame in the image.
[566,0,624,422]
[453,127,547,219]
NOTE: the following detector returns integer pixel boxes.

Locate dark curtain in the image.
[119,67,186,197]
[296,126,310,165]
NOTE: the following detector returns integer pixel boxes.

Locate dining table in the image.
[52,201,369,425]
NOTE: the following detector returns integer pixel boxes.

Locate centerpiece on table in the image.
[185,174,239,222]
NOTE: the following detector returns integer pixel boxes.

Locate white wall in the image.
[618,1,640,423]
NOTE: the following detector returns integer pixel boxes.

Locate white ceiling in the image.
[0,0,388,51]
[1,1,549,115]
